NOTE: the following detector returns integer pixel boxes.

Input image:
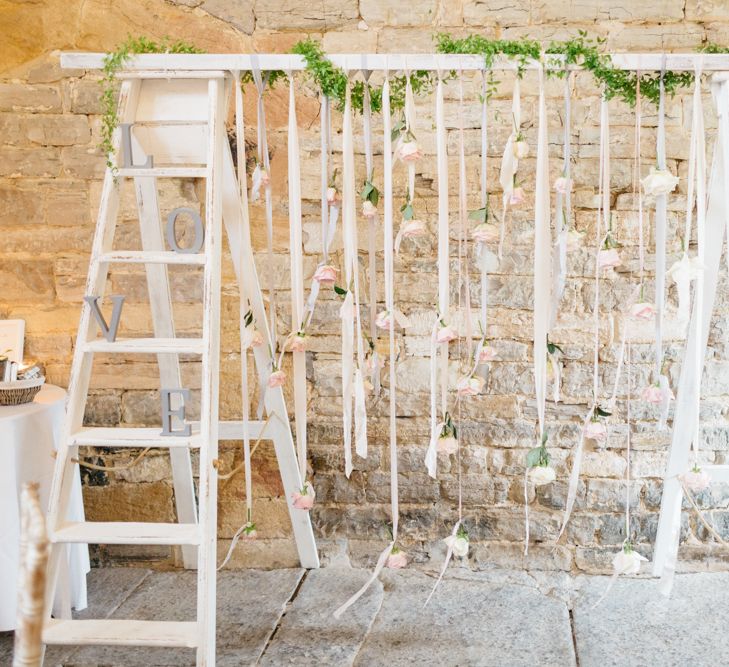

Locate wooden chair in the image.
[13,483,49,667]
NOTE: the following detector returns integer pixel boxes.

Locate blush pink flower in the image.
[292,481,315,510]
[457,374,485,397]
[613,546,648,575]
[326,186,339,205]
[362,200,377,218]
[641,383,673,404]
[472,222,500,244]
[242,326,264,350]
[287,333,308,353]
[386,547,407,569]
[509,187,526,207]
[680,466,711,493]
[313,264,338,286]
[268,369,286,388]
[375,310,393,330]
[242,522,257,540]
[566,229,584,252]
[630,302,656,321]
[436,325,458,344]
[396,139,422,162]
[478,345,498,363]
[513,139,529,160]
[400,219,427,238]
[584,420,607,442]
[437,434,458,455]
[598,248,621,270]
[554,176,572,194]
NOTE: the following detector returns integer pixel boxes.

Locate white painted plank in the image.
[44,619,198,648]
[51,521,200,545]
[71,426,203,448]
[117,167,206,178]
[98,250,206,265]
[60,52,729,72]
[83,337,204,354]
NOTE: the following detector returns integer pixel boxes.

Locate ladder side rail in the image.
[195,76,225,667]
[221,144,319,569]
[132,160,198,569]
[43,78,141,624]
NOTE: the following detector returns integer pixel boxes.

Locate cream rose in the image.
[472,222,500,244]
[313,264,338,286]
[457,375,485,397]
[642,167,679,197]
[437,435,458,455]
[444,534,469,558]
[680,466,711,493]
[528,464,556,486]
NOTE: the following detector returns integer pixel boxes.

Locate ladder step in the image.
[98,251,206,266]
[51,521,200,545]
[117,167,207,178]
[83,337,204,354]
[43,619,198,648]
[71,426,202,448]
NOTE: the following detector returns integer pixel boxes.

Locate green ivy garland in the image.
[101,36,202,170]
[98,33,729,162]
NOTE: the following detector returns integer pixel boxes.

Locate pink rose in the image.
[396,139,422,162]
[478,345,498,363]
[292,481,315,510]
[457,375,485,397]
[598,248,621,270]
[327,186,339,205]
[437,435,458,455]
[509,187,525,207]
[680,467,711,493]
[313,264,338,286]
[376,310,393,330]
[641,383,673,404]
[554,177,572,195]
[362,200,377,218]
[630,302,656,321]
[386,548,407,569]
[242,326,264,350]
[583,420,607,442]
[472,222,500,244]
[268,369,286,388]
[242,522,257,540]
[436,325,458,344]
[400,219,427,238]
[287,333,308,353]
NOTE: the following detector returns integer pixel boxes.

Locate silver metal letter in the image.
[166,207,205,254]
[84,295,125,342]
[161,388,192,437]
[120,123,153,169]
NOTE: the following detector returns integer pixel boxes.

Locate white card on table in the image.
[0,320,25,363]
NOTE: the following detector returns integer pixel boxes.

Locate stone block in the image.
[254,0,358,30]
[0,83,62,112]
[0,147,60,177]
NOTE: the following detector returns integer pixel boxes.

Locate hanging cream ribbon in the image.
[251,63,276,346]
[654,65,668,393]
[424,519,461,607]
[335,66,398,618]
[477,71,489,350]
[498,76,521,259]
[525,64,551,555]
[234,72,254,544]
[425,316,440,478]
[457,70,473,359]
[550,72,572,330]
[655,71,719,596]
[559,92,610,538]
[286,73,308,485]
[429,68,450,475]
[305,96,340,323]
[362,68,381,394]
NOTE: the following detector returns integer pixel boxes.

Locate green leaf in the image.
[547,342,564,355]
[595,405,612,418]
[526,447,543,468]
[401,204,414,221]
[334,284,348,296]
[468,207,488,223]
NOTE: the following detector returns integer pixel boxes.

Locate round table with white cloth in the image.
[0,384,89,631]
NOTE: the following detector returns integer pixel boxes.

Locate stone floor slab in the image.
[260,567,383,665]
[572,572,729,667]
[354,569,576,667]
[63,568,303,666]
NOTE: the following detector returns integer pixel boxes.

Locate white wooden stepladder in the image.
[43,66,319,664]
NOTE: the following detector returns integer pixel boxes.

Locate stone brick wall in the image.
[3,1,729,574]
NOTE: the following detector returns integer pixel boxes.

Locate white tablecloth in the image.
[0,384,89,631]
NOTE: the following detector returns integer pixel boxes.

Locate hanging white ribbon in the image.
[286,73,308,484]
[559,93,610,538]
[429,69,450,475]
[424,519,462,607]
[250,63,276,345]
[477,71,490,345]
[656,74,725,594]
[335,65,398,619]
[498,77,521,259]
[550,73,572,330]
[425,317,440,478]
[457,70,473,359]
[525,64,551,555]
[654,68,668,380]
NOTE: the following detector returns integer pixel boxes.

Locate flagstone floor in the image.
[2,564,727,666]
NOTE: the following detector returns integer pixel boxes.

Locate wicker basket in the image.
[0,377,45,406]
